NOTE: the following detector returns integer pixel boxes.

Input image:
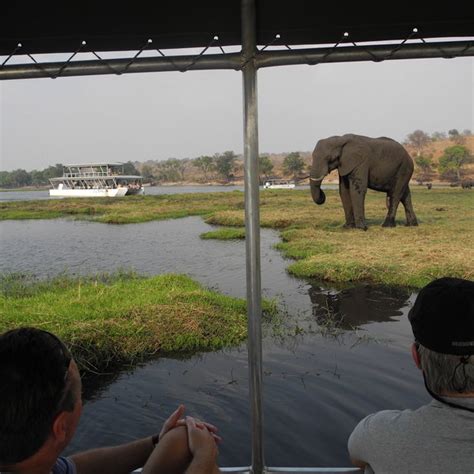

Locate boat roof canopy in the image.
[2,2,473,55]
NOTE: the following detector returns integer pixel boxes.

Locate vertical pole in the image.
[241,1,264,473]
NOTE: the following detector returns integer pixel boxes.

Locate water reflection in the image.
[309,283,412,330]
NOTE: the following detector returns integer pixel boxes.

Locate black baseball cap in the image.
[408,277,474,355]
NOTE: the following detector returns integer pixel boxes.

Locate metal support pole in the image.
[241,0,264,473]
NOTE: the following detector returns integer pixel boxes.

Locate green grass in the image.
[200,227,246,240]
[2,188,473,287]
[0,273,276,375]
[207,188,474,287]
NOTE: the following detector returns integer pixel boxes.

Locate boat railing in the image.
[64,172,115,178]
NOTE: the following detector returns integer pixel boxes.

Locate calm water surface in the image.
[0,216,428,467]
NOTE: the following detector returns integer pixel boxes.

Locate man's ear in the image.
[411,343,422,369]
[52,411,68,443]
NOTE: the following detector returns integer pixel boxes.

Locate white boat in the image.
[263,178,296,189]
[49,163,144,198]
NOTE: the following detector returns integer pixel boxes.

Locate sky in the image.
[0,54,473,171]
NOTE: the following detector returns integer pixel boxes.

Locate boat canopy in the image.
[1,2,473,55]
[63,163,126,168]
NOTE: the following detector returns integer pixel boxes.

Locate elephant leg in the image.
[401,188,418,226]
[382,179,408,227]
[348,174,368,230]
[382,162,416,227]
[339,175,355,228]
[382,190,401,227]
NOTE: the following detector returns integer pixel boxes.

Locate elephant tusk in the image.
[309,176,324,182]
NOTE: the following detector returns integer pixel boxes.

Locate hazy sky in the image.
[0,55,472,171]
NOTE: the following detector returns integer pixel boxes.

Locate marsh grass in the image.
[2,188,472,287]
[0,273,276,375]
[200,228,246,240]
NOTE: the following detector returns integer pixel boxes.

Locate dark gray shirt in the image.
[348,398,474,473]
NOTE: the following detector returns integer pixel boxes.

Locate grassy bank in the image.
[0,273,275,374]
[1,188,472,287]
[200,227,246,240]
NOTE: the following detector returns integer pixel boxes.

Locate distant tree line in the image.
[2,129,472,188]
[140,150,311,185]
[140,151,241,184]
[0,164,63,188]
[0,161,139,189]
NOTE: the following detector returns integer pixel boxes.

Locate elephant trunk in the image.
[310,178,326,205]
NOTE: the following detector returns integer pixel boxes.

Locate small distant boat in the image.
[263,178,296,189]
[49,163,144,198]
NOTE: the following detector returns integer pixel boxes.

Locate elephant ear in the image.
[337,141,367,176]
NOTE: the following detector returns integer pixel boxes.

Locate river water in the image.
[0,214,429,468]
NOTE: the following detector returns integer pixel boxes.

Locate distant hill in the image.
[405,136,474,184]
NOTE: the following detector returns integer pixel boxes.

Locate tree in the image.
[156,158,181,182]
[214,151,236,182]
[0,171,13,188]
[140,164,155,182]
[414,155,434,184]
[42,164,63,180]
[194,155,215,182]
[123,161,140,175]
[9,169,32,187]
[431,131,447,141]
[30,170,46,185]
[448,129,465,145]
[283,152,305,180]
[258,155,274,180]
[438,145,473,182]
[462,129,472,136]
[406,130,431,156]
[176,158,189,181]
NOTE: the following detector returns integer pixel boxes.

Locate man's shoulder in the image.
[359,406,410,426]
[349,404,430,447]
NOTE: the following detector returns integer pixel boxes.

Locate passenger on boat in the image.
[348,277,474,473]
[0,328,221,474]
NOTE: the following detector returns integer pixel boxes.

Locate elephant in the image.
[310,134,418,230]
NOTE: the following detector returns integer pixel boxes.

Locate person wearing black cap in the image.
[348,277,474,473]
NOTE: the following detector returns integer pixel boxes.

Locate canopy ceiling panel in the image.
[1,1,473,55]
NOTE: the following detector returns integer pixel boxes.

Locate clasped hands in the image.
[159,404,222,462]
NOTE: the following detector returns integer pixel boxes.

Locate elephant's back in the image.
[368,138,414,176]
[375,137,412,160]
